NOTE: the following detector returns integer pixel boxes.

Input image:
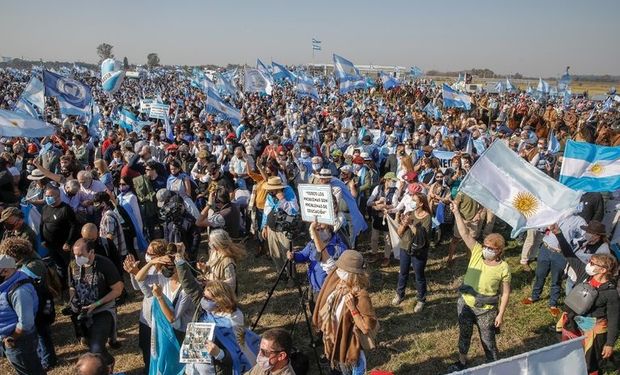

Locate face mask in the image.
[114,158,122,163]
[584,232,596,243]
[226,144,233,151]
[388,181,396,188]
[75,255,90,267]
[269,140,275,145]
[144,254,152,263]
[300,152,309,159]
[45,196,56,206]
[585,263,599,276]
[200,298,217,312]
[336,268,349,281]
[482,247,497,261]
[256,353,274,371]
[161,265,174,278]
[387,141,394,147]
[312,163,321,171]
[120,185,130,193]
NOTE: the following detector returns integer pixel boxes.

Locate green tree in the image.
[123,57,129,70]
[146,53,160,68]
[96,43,114,62]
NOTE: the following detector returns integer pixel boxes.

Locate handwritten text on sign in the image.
[298,184,335,226]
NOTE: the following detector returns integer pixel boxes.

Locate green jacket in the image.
[132,175,158,220]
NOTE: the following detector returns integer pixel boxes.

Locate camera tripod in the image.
[252,242,324,375]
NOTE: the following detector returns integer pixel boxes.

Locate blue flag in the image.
[380,72,400,90]
[215,73,238,100]
[206,88,241,125]
[42,70,92,115]
[558,67,571,92]
[537,78,550,94]
[118,108,138,131]
[560,140,620,192]
[14,77,45,118]
[333,54,360,80]
[548,131,560,154]
[505,78,515,92]
[410,66,423,77]
[296,75,319,100]
[330,178,367,239]
[272,61,296,82]
[149,297,184,375]
[442,84,471,110]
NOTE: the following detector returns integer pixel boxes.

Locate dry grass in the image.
[2,228,619,375]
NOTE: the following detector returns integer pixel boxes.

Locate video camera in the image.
[271,210,303,240]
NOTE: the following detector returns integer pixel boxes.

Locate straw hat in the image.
[264,176,286,191]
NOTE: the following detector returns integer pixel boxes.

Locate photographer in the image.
[67,239,124,368]
[261,177,299,276]
[156,189,200,261]
[287,220,348,299]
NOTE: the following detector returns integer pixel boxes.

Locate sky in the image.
[1,0,619,77]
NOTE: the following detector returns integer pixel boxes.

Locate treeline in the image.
[425,68,620,83]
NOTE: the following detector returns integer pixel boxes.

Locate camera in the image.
[159,195,186,223]
[271,210,303,239]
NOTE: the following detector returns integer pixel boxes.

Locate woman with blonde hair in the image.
[175,249,260,375]
[198,229,247,292]
[313,250,378,375]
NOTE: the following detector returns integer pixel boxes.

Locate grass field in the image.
[1,228,619,375]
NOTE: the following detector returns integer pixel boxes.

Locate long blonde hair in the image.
[209,229,246,262]
[204,280,237,314]
[400,155,415,173]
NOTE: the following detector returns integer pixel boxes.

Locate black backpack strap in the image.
[6,278,34,309]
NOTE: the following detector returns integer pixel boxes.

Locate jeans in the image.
[87,311,115,366]
[37,323,57,368]
[531,244,567,307]
[396,248,428,302]
[4,330,46,375]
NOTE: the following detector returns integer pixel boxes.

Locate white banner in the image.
[454,338,586,375]
[139,99,153,114]
[298,184,335,226]
[149,102,170,120]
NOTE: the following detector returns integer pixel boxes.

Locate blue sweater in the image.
[294,234,348,292]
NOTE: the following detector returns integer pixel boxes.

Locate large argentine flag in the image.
[459,140,582,237]
[206,88,241,125]
[442,84,471,110]
[296,75,319,100]
[0,109,56,138]
[559,140,620,192]
[244,68,273,95]
[333,54,360,80]
[272,61,296,82]
[14,77,45,118]
[43,70,92,115]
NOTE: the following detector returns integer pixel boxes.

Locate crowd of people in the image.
[0,64,618,375]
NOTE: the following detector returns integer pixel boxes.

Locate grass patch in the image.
[1,229,619,374]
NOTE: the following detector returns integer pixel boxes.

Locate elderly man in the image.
[0,254,44,375]
[76,170,108,221]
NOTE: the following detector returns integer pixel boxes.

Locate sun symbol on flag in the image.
[512,192,539,218]
[589,163,603,176]
[9,120,20,127]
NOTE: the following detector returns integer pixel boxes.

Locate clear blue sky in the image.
[2,0,619,77]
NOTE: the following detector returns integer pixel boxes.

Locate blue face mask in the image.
[44,196,56,206]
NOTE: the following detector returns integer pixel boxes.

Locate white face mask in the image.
[585,263,599,276]
[75,255,90,267]
[312,163,322,171]
[482,247,497,261]
[144,254,152,263]
[300,151,309,159]
[256,353,273,371]
[336,268,349,281]
[388,181,396,188]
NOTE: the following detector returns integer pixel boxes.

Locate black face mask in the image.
[424,152,432,158]
[161,265,175,278]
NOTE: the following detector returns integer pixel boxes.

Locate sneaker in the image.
[414,301,425,313]
[391,295,404,306]
[447,361,466,372]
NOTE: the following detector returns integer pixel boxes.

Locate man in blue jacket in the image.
[0,254,44,375]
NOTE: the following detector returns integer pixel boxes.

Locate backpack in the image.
[8,277,56,328]
[406,223,428,257]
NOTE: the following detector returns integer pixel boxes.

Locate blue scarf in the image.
[118,193,148,252]
[330,178,368,239]
[150,297,184,375]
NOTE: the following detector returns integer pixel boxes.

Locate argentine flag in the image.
[459,140,582,237]
[333,54,360,80]
[206,88,241,125]
[380,72,400,90]
[0,109,56,138]
[339,77,367,94]
[244,68,272,95]
[215,73,238,100]
[559,140,620,192]
[14,77,45,118]
[118,108,138,131]
[410,66,423,77]
[537,78,550,94]
[296,75,319,101]
[505,79,515,92]
[272,61,296,82]
[43,70,92,116]
[442,84,471,110]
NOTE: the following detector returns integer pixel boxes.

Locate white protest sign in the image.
[298,184,335,226]
[139,99,153,114]
[149,102,170,120]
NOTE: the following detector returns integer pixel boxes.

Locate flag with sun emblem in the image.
[559,140,620,192]
[459,140,582,237]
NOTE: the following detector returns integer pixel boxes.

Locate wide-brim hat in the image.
[264,176,286,191]
[0,207,21,223]
[335,250,365,274]
[27,169,45,180]
[580,221,607,236]
[314,168,333,180]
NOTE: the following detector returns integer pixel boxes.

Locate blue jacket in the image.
[0,271,38,337]
[294,234,348,292]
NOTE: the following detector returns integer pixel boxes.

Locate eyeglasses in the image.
[145,168,152,171]
[259,348,283,357]
[589,261,605,269]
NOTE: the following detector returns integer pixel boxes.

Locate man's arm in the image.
[452,202,477,250]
